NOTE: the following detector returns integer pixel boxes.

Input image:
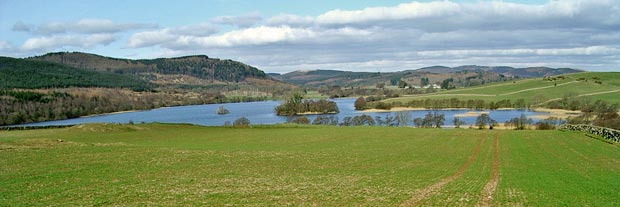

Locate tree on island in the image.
[354,97,367,110]
[216,106,230,115]
[275,94,339,116]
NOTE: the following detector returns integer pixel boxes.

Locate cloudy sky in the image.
[1,0,619,72]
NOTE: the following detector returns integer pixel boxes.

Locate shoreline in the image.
[295,111,339,115]
[80,109,142,118]
[362,106,583,119]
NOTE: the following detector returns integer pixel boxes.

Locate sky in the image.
[0,0,619,73]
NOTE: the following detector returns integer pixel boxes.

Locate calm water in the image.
[14,98,548,127]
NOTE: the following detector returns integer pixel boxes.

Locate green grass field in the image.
[386,72,620,104]
[2,124,620,206]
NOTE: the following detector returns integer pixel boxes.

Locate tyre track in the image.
[477,131,500,207]
[400,132,487,207]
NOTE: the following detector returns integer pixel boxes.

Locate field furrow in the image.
[477,131,500,207]
[399,132,487,206]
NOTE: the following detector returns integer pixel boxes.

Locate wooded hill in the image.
[0,57,151,91]
[29,52,268,83]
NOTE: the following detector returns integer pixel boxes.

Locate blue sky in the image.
[1,0,618,72]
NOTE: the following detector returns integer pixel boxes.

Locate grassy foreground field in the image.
[2,124,620,206]
[385,72,620,104]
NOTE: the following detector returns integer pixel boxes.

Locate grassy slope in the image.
[385,72,620,104]
[2,124,620,206]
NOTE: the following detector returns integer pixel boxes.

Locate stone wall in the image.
[0,125,74,131]
[560,124,620,143]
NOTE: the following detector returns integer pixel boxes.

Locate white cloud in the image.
[12,21,34,32]
[266,14,314,27]
[20,34,115,52]
[316,1,460,25]
[211,12,262,28]
[0,41,13,51]
[416,46,620,57]
[16,19,157,35]
[129,25,375,49]
[127,23,219,48]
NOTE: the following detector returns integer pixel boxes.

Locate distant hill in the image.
[0,57,151,90]
[279,66,583,88]
[277,69,404,87]
[29,52,270,83]
[417,65,583,77]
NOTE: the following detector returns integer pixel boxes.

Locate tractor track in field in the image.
[477,131,500,207]
[400,132,487,207]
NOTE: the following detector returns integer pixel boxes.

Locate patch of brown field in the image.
[146,73,224,85]
[477,131,500,207]
[362,107,432,113]
[399,132,487,207]
[454,111,490,117]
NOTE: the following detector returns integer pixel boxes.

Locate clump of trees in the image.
[312,115,339,125]
[564,100,620,130]
[475,114,497,129]
[534,117,565,130]
[413,112,445,128]
[504,114,533,130]
[288,116,310,124]
[354,97,367,110]
[275,94,339,116]
[366,98,528,111]
[340,115,375,126]
[233,117,250,128]
[453,117,465,128]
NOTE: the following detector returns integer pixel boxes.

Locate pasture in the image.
[2,124,620,206]
[386,72,620,104]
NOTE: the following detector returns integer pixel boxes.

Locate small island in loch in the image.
[275,94,339,116]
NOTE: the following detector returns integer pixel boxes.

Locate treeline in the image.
[317,85,437,99]
[366,98,528,110]
[275,94,339,116]
[0,57,152,91]
[286,112,447,127]
[0,89,268,126]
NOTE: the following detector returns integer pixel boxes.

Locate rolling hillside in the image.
[416,65,582,77]
[29,52,270,83]
[276,66,582,89]
[381,72,620,105]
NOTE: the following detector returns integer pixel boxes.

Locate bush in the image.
[535,122,555,130]
[373,102,392,110]
[312,115,338,125]
[289,116,310,124]
[233,117,250,128]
